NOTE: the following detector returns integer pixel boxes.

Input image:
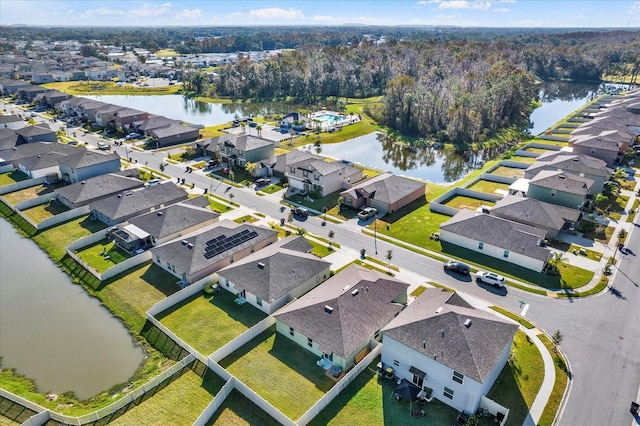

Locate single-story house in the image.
[111,196,219,253]
[15,124,57,143]
[381,289,518,414]
[527,170,593,210]
[55,170,144,209]
[340,172,426,215]
[0,114,25,130]
[274,264,409,371]
[150,220,278,285]
[147,123,200,147]
[489,195,582,239]
[17,86,49,103]
[0,141,83,169]
[287,157,363,198]
[280,112,311,131]
[439,209,550,272]
[90,182,188,226]
[58,150,121,184]
[216,236,331,314]
[128,116,181,136]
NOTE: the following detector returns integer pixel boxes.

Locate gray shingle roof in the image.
[344,172,426,205]
[440,209,550,262]
[90,182,188,222]
[150,220,278,276]
[127,197,219,240]
[58,150,120,169]
[529,170,593,195]
[149,123,198,138]
[491,195,582,230]
[54,171,144,205]
[382,289,518,383]
[0,142,84,162]
[0,115,22,124]
[271,150,323,174]
[289,157,359,177]
[217,238,330,301]
[275,264,409,359]
[528,152,611,177]
[570,133,621,151]
[15,124,54,137]
[215,134,273,152]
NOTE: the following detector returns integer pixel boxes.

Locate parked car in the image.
[125,133,140,140]
[43,177,61,186]
[357,207,378,221]
[443,260,471,276]
[291,207,309,217]
[144,178,161,187]
[476,271,506,288]
[255,178,270,187]
[105,128,116,134]
[97,141,109,151]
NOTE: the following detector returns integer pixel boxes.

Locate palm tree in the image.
[328,230,335,248]
[240,121,246,135]
[547,251,567,275]
[385,249,393,273]
[297,227,307,236]
[256,124,263,138]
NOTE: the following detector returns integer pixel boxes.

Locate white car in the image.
[476,271,506,288]
[357,207,378,221]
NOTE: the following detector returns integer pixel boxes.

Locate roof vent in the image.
[342,285,350,291]
[187,243,194,249]
[423,340,426,349]
[117,194,122,198]
[258,262,265,269]
[441,329,445,338]
[351,289,359,297]
[157,211,163,216]
[558,175,565,179]
[464,319,472,328]
[81,181,85,184]
[181,240,188,245]
[125,191,132,195]
[436,307,443,314]
[324,305,334,314]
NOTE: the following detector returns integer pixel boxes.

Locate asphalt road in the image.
[26,108,640,425]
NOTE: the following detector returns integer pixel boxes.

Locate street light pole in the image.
[374,215,378,255]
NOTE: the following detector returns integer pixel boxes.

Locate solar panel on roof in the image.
[202,229,259,260]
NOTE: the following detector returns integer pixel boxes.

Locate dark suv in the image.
[291,207,309,217]
[443,260,470,275]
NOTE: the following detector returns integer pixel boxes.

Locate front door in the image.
[412,373,424,388]
[240,289,246,299]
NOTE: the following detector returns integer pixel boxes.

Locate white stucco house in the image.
[382,289,518,415]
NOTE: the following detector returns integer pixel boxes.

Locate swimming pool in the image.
[314,112,351,128]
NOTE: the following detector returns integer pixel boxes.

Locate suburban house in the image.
[55,170,144,209]
[527,170,593,210]
[16,85,49,103]
[261,150,323,179]
[77,101,109,123]
[215,134,275,168]
[128,116,181,136]
[60,97,101,117]
[58,150,121,184]
[15,124,57,143]
[150,220,278,285]
[569,133,622,166]
[0,141,83,169]
[280,112,311,131]
[439,209,550,272]
[340,172,426,215]
[286,157,363,198]
[489,195,582,239]
[216,236,331,315]
[35,90,72,109]
[381,289,518,414]
[90,182,188,226]
[95,105,123,128]
[0,115,24,130]
[147,123,200,148]
[110,196,219,254]
[274,264,409,371]
[524,152,612,195]
[112,108,149,127]
[17,150,71,179]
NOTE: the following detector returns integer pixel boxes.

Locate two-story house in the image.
[287,157,363,198]
[527,170,593,210]
[215,134,274,168]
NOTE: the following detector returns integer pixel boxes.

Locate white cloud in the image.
[249,7,304,20]
[630,1,640,14]
[79,7,124,19]
[130,2,173,18]
[176,8,202,19]
[437,1,492,10]
[493,7,509,12]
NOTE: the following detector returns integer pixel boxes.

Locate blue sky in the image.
[1,1,639,28]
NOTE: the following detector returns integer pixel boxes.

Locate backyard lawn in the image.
[109,369,223,426]
[490,166,526,179]
[20,201,69,223]
[0,170,29,187]
[204,389,281,426]
[75,238,131,273]
[157,290,267,355]
[444,195,495,210]
[1,183,60,205]
[219,325,335,420]
[506,156,537,164]
[467,180,511,195]
[32,215,107,261]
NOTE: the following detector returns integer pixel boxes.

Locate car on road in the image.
[475,271,506,288]
[291,207,309,217]
[144,179,161,187]
[97,141,109,150]
[443,260,471,276]
[357,207,378,221]
[255,178,270,187]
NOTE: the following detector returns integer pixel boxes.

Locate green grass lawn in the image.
[583,224,615,244]
[219,325,335,420]
[467,180,511,195]
[260,184,283,194]
[157,290,267,355]
[31,215,107,261]
[486,330,544,426]
[627,198,640,223]
[489,166,526,178]
[75,238,132,273]
[0,170,29,187]
[204,389,281,426]
[292,115,380,147]
[286,189,342,213]
[567,244,603,262]
[305,237,335,257]
[309,358,459,426]
[505,156,537,164]
[109,369,223,426]
[490,306,536,329]
[444,195,495,210]
[20,201,70,223]
[613,176,636,191]
[233,215,259,224]
[206,196,234,213]
[595,194,629,221]
[43,81,183,96]
[537,335,570,426]
[524,147,555,154]
[1,183,60,205]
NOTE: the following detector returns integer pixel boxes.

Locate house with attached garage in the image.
[214,134,275,168]
[569,133,622,167]
[216,236,331,315]
[15,124,57,143]
[381,288,518,415]
[57,150,121,184]
[339,172,426,215]
[54,170,144,209]
[0,115,24,130]
[439,209,550,273]
[527,170,593,210]
[286,157,363,198]
[150,220,278,286]
[274,264,409,372]
[147,123,201,148]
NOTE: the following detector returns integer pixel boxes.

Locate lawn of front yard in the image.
[286,189,342,213]
[75,238,131,273]
[157,290,267,355]
[109,369,223,426]
[219,325,335,420]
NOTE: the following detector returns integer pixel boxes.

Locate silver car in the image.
[476,271,506,288]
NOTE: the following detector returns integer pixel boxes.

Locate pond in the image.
[0,218,145,400]
[81,95,306,127]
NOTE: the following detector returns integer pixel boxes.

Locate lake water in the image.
[0,219,145,399]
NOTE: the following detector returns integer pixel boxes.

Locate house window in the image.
[393,359,400,367]
[443,387,455,399]
[225,278,229,287]
[344,197,352,205]
[503,250,509,258]
[289,166,295,174]
[289,327,294,336]
[314,173,320,181]
[230,254,234,263]
[256,297,262,306]
[478,242,484,250]
[453,371,464,385]
[591,148,596,154]
[155,255,161,263]
[250,245,255,253]
[303,170,308,177]
[307,337,313,348]
[550,189,557,197]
